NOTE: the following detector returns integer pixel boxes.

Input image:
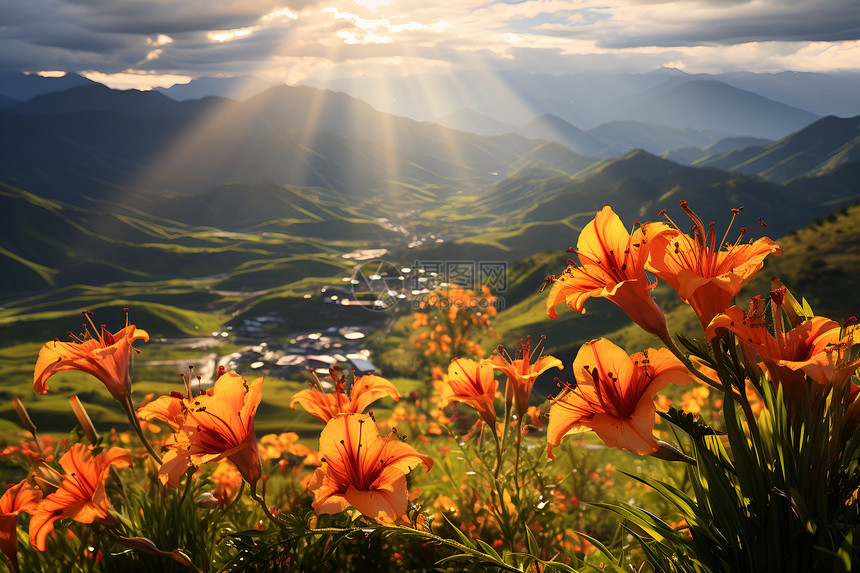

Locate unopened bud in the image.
[32,462,63,493]
[650,441,695,465]
[195,492,221,509]
[114,536,197,568]
[69,396,101,445]
[13,398,38,435]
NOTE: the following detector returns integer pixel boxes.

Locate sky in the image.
[1,0,860,90]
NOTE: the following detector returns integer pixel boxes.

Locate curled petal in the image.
[34,324,148,400]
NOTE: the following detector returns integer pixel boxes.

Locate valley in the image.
[1,73,859,441]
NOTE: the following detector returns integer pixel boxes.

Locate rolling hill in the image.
[520,114,610,156]
[694,114,860,183]
[0,84,601,212]
[1,77,859,352]
[662,136,773,165]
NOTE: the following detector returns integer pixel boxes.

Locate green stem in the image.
[663,333,745,401]
[710,336,764,454]
[491,424,503,480]
[31,431,48,460]
[179,468,196,505]
[709,336,768,507]
[122,395,162,465]
[513,417,523,493]
[225,480,246,511]
[250,488,283,529]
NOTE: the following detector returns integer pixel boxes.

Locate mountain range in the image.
[693,114,860,183]
[1,73,860,343]
[302,68,860,136]
[434,111,732,157]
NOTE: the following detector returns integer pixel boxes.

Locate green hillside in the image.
[396,151,859,267]
[696,114,860,183]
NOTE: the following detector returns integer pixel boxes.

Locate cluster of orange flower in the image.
[3,200,859,571]
[411,284,497,362]
[543,203,860,456]
[290,366,431,521]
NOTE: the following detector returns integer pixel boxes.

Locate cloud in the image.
[578,0,860,48]
[0,0,859,83]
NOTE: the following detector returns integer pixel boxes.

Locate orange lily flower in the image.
[0,480,42,570]
[138,372,263,488]
[28,444,132,551]
[290,366,400,423]
[546,206,670,341]
[34,312,148,401]
[645,202,782,330]
[547,338,691,458]
[440,358,498,427]
[197,460,244,509]
[706,291,858,403]
[489,336,562,419]
[258,432,311,461]
[309,413,432,521]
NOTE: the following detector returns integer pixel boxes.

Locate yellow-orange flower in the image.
[546,206,670,340]
[258,432,311,461]
[34,313,148,400]
[290,366,400,423]
[680,386,710,415]
[489,336,562,419]
[309,414,432,521]
[2,435,58,465]
[547,338,691,458]
[0,479,42,568]
[138,372,263,488]
[440,358,498,427]
[706,291,859,405]
[28,444,132,551]
[645,202,782,330]
[206,460,244,508]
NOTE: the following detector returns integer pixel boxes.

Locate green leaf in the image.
[476,539,504,562]
[620,471,716,542]
[508,552,583,572]
[441,514,477,550]
[571,532,627,573]
[801,297,815,318]
[526,525,540,557]
[659,408,724,439]
[590,502,678,544]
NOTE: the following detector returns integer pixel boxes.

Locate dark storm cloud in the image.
[63,0,317,34]
[21,26,130,53]
[0,0,319,74]
[84,2,284,35]
[609,17,860,48]
[584,0,860,49]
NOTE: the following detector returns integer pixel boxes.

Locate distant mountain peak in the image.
[155,75,281,102]
[525,113,582,130]
[9,83,188,119]
[0,71,95,101]
[621,78,819,139]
